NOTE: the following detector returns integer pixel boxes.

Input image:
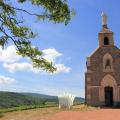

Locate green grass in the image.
[0,104,58,113]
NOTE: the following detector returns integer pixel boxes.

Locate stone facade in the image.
[85,13,120,107]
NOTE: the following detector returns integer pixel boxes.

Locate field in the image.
[0,105,98,120]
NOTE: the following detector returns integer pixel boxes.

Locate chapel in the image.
[85,13,120,106]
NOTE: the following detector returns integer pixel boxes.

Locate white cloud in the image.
[42,48,71,74]
[42,48,62,62]
[55,64,71,73]
[0,45,21,63]
[3,63,71,74]
[1,46,71,74]
[0,75,15,84]
[3,63,41,73]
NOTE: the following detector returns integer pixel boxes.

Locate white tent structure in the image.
[58,93,76,109]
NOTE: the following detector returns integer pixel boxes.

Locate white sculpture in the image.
[101,12,107,26]
[58,93,75,109]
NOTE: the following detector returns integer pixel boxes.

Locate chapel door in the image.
[105,87,113,106]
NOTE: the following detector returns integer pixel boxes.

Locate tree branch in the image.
[10,6,50,18]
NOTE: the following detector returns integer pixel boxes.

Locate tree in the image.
[0,0,74,73]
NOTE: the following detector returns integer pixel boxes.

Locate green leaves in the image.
[0,36,8,47]
[15,40,56,73]
[0,0,73,73]
[0,1,15,15]
[17,0,72,25]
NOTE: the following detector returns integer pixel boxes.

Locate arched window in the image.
[104,37,109,45]
[105,59,111,69]
[103,53,113,72]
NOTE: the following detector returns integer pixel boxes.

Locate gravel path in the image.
[47,109,119,120]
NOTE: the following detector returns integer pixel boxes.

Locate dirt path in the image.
[47,109,120,120]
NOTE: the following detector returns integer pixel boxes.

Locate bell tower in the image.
[98,12,114,47]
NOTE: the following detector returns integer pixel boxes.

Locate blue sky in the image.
[1,0,120,98]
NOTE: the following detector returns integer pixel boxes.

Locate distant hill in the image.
[0,91,45,108]
[0,91,84,109]
[21,93,85,104]
[74,97,85,105]
[21,93,57,100]
[21,93,59,105]
[22,92,84,101]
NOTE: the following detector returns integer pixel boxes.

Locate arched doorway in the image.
[104,87,113,106]
[99,74,118,106]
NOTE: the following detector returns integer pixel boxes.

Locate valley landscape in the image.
[0,91,84,120]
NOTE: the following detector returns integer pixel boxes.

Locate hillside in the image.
[0,91,84,109]
[0,92,45,108]
[21,93,58,101]
[74,97,85,105]
[21,93,85,104]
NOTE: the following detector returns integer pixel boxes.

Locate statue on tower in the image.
[101,12,108,28]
